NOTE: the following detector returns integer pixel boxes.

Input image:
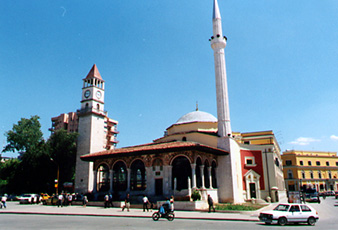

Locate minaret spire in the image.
[210,0,232,147]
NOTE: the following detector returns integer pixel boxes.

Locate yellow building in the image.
[282,150,338,192]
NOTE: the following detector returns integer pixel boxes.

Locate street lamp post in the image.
[50,158,60,194]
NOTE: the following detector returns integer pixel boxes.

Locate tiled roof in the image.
[85,64,103,80]
[80,141,229,161]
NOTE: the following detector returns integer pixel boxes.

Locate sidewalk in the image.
[0,202,274,222]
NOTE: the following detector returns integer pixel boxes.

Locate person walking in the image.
[207,194,215,212]
[122,194,130,212]
[104,194,109,208]
[83,195,88,207]
[170,195,174,212]
[1,195,7,208]
[57,193,63,208]
[68,194,73,206]
[142,195,149,212]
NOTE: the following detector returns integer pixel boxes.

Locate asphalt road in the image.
[0,197,337,229]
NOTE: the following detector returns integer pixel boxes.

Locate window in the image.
[285,160,292,166]
[308,161,312,166]
[244,141,250,145]
[310,171,314,179]
[290,205,300,212]
[302,171,305,179]
[301,205,311,212]
[287,170,293,179]
[245,157,256,166]
[328,171,332,179]
[316,161,320,166]
[318,171,322,179]
[326,161,330,166]
[275,158,280,167]
[336,162,338,166]
[300,161,303,166]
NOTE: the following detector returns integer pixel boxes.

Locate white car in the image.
[19,194,38,204]
[259,203,319,226]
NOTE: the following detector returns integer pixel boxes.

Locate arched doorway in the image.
[196,157,202,188]
[97,164,110,192]
[130,159,146,191]
[113,161,127,191]
[211,161,217,188]
[204,160,210,188]
[172,156,192,190]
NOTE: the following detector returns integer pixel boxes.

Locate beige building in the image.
[282,150,338,192]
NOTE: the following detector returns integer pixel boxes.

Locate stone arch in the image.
[113,161,127,192]
[211,160,217,188]
[130,159,146,191]
[171,156,192,191]
[204,160,210,188]
[97,163,110,192]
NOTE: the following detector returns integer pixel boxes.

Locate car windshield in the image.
[273,204,290,211]
[22,195,31,197]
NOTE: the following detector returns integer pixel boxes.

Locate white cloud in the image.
[289,137,321,146]
[330,135,338,141]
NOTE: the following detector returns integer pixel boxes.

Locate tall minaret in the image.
[211,0,232,148]
[210,0,244,203]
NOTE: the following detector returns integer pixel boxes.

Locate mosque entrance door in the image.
[155,179,163,196]
[249,183,256,198]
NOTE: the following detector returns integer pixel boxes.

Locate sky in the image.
[1,0,338,158]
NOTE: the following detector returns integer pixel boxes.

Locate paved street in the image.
[0,197,337,229]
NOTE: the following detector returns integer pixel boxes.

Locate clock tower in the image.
[75,64,106,194]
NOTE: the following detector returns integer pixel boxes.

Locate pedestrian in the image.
[317,194,321,204]
[83,195,88,207]
[104,194,109,208]
[109,193,113,207]
[207,194,215,212]
[170,195,174,212]
[1,195,7,208]
[142,195,149,212]
[122,193,130,212]
[57,193,63,208]
[68,194,73,206]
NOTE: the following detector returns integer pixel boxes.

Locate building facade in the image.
[282,150,338,192]
[76,0,286,204]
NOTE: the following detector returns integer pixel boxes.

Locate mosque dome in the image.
[175,111,217,125]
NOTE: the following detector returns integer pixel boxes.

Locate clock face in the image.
[96,91,102,99]
[84,90,91,98]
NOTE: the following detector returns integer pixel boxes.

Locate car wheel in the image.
[278,217,287,226]
[308,217,316,226]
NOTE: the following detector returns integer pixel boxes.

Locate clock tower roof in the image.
[84,64,103,81]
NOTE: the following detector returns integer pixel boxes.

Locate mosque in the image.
[75,0,286,204]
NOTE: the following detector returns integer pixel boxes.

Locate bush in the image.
[191,190,201,201]
[216,203,266,211]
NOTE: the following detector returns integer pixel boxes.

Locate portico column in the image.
[127,168,131,192]
[208,166,212,189]
[109,169,113,193]
[191,163,196,188]
[93,170,98,193]
[167,165,173,194]
[200,165,205,188]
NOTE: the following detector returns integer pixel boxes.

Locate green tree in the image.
[1,116,53,194]
[2,115,44,156]
[47,129,78,192]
